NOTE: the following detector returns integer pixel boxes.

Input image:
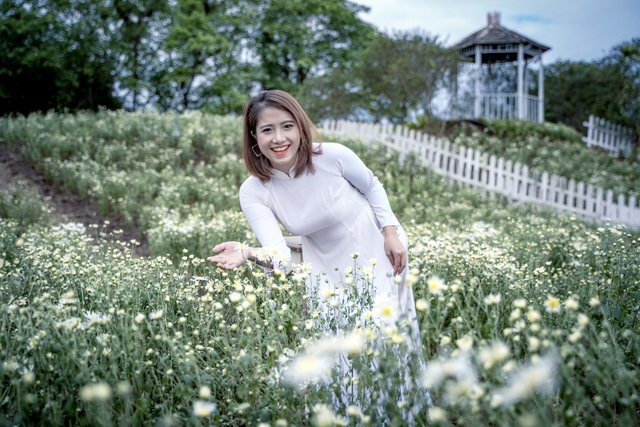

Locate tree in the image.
[155,0,258,113]
[255,0,374,94]
[110,0,171,111]
[0,0,120,115]
[544,60,629,130]
[302,30,458,124]
[602,38,640,129]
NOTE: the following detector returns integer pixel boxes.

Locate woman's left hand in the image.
[383,226,406,276]
[207,241,246,270]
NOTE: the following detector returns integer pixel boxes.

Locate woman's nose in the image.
[273,129,285,142]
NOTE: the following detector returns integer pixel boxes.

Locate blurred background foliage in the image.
[0,0,639,136]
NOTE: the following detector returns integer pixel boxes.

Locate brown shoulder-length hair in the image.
[242,90,322,182]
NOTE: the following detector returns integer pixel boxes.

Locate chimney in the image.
[487,11,501,27]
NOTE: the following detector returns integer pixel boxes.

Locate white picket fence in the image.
[321,119,640,228]
[582,115,637,159]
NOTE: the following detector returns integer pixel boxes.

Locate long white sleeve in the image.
[322,143,400,229]
[239,180,292,268]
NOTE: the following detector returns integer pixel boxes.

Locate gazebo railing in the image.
[454,93,540,122]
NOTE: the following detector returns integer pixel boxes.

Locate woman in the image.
[208,89,417,325]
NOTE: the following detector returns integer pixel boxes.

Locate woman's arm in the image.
[208,179,291,271]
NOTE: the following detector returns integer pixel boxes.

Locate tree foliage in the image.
[300,29,458,124]
[255,0,374,94]
[544,39,640,134]
[0,0,374,115]
[544,60,629,130]
[2,0,638,130]
[110,0,171,111]
[602,38,640,129]
[0,0,121,115]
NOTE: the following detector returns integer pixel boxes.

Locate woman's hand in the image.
[383,226,406,276]
[207,241,248,270]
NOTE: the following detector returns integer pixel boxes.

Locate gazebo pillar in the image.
[474,45,482,118]
[538,55,545,123]
[517,44,525,120]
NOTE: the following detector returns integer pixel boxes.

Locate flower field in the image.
[0,111,639,426]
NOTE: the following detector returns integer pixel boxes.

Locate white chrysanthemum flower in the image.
[228,292,242,303]
[193,400,217,417]
[312,404,342,427]
[254,249,271,262]
[478,341,510,369]
[429,406,447,422]
[526,309,541,322]
[58,317,81,331]
[544,296,561,313]
[199,386,211,399]
[456,335,474,352]
[513,298,527,309]
[134,313,146,323]
[577,313,589,327]
[83,311,112,328]
[484,294,502,305]
[96,334,110,346]
[22,371,35,385]
[347,405,362,417]
[282,353,333,386]
[415,298,429,311]
[491,353,558,407]
[340,331,365,354]
[59,296,78,305]
[427,276,447,295]
[565,298,579,311]
[528,336,540,352]
[568,329,582,343]
[79,382,112,402]
[422,352,477,389]
[148,309,163,320]
[374,295,397,321]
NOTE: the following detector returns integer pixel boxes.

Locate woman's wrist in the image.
[383,224,399,236]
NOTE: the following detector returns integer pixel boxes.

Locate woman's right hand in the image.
[207,241,247,270]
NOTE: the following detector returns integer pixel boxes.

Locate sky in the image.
[354,0,640,64]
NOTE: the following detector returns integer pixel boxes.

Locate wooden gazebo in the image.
[452,11,550,122]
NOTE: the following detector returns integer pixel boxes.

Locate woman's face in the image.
[254,107,301,175]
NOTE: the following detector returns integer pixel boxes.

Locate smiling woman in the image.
[207,89,419,331]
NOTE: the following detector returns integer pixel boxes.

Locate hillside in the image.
[0,111,639,425]
[0,146,147,253]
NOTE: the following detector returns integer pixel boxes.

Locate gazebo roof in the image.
[452,12,551,63]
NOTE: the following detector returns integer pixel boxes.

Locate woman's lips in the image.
[271,145,290,157]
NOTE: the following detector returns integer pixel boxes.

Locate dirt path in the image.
[0,146,149,256]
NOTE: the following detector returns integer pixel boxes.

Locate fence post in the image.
[576,181,586,214]
[540,171,549,203]
[604,190,615,220]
